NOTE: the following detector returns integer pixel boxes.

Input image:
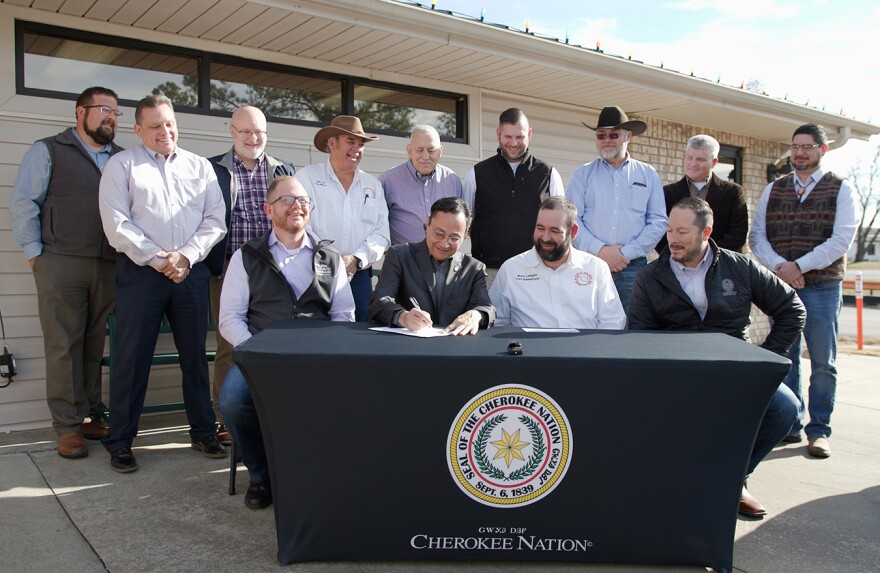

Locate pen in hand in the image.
[409,297,421,310]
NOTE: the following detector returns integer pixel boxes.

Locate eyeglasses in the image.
[269,195,311,207]
[82,104,123,117]
[430,228,462,245]
[231,126,267,138]
[595,132,622,140]
[789,144,822,152]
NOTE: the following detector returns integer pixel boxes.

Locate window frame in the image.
[15,21,468,143]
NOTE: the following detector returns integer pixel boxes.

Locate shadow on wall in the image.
[734,485,880,573]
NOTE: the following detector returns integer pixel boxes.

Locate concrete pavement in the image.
[2,351,878,573]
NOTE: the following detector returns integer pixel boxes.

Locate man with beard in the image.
[369,197,494,335]
[566,106,667,311]
[463,108,564,287]
[219,176,354,509]
[10,87,123,459]
[628,197,804,518]
[489,197,625,329]
[99,95,227,473]
[297,116,389,322]
[749,124,859,458]
[206,105,295,444]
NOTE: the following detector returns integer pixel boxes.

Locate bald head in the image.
[230,105,268,167]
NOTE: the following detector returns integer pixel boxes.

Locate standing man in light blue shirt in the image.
[99,95,227,473]
[10,87,123,460]
[566,106,667,310]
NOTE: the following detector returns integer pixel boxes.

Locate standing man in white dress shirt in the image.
[749,123,859,458]
[296,116,389,321]
[99,95,227,473]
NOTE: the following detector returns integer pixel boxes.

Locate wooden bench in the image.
[100,301,216,416]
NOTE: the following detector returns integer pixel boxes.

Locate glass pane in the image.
[353,85,458,137]
[23,32,199,104]
[713,159,737,183]
[210,63,342,121]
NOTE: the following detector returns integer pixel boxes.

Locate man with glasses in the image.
[11,86,123,459]
[369,197,494,334]
[490,197,626,329]
[380,125,462,246]
[749,123,859,458]
[206,105,295,444]
[566,106,667,311]
[99,95,227,473]
[297,115,389,322]
[218,175,354,509]
[463,108,564,288]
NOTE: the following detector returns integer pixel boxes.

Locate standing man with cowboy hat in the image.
[296,115,390,321]
[566,106,667,310]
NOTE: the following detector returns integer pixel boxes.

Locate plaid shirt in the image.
[227,153,272,255]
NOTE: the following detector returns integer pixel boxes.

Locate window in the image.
[17,22,467,142]
[713,144,743,184]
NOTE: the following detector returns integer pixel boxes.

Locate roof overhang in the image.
[5,0,876,144]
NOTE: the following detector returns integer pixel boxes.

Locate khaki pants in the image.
[32,252,115,434]
[210,266,234,423]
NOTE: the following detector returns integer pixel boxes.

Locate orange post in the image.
[855,272,864,350]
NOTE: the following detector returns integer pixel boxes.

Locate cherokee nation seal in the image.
[447,384,573,508]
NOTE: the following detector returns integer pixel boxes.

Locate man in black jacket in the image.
[217,176,354,509]
[658,134,748,253]
[628,197,805,519]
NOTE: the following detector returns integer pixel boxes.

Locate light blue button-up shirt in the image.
[566,155,667,260]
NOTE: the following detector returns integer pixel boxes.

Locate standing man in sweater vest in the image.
[749,124,859,458]
[206,105,295,444]
[463,108,564,287]
[10,86,123,459]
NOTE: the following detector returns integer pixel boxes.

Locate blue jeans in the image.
[748,383,799,477]
[612,257,647,312]
[784,280,842,439]
[350,268,372,322]
[218,364,268,484]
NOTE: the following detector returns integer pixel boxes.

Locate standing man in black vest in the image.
[749,124,859,458]
[10,87,123,459]
[463,108,564,287]
[218,175,354,509]
[206,105,295,445]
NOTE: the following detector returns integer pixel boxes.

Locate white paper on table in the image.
[369,326,450,338]
[521,327,580,333]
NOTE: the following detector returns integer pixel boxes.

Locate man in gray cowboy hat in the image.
[565,105,667,311]
[296,115,390,321]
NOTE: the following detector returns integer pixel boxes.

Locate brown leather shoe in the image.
[738,486,767,518]
[217,424,232,446]
[58,432,88,459]
[83,420,109,440]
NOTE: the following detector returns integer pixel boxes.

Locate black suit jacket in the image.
[658,173,749,253]
[369,240,495,329]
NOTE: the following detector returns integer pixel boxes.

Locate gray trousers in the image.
[32,252,115,434]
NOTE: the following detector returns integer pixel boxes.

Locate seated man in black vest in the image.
[369,197,495,334]
[218,176,355,509]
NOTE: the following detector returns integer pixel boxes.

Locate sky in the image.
[420,0,880,174]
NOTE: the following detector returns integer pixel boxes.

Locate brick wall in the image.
[629,115,792,346]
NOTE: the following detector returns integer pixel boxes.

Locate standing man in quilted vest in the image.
[10,86,123,459]
[749,123,859,458]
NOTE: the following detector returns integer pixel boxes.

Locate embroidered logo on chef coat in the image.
[447,384,573,508]
[574,272,593,286]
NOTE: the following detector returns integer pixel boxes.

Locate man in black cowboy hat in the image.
[565,105,667,310]
[297,115,390,321]
[462,108,565,287]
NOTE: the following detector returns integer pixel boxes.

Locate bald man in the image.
[207,106,295,442]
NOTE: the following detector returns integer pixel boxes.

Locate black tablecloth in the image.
[234,321,790,572]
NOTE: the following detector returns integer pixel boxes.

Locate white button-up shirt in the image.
[670,245,713,320]
[219,231,355,346]
[296,160,390,268]
[489,247,626,329]
[99,144,226,270]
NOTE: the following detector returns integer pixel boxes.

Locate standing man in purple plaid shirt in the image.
[379,125,463,245]
[206,106,295,443]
